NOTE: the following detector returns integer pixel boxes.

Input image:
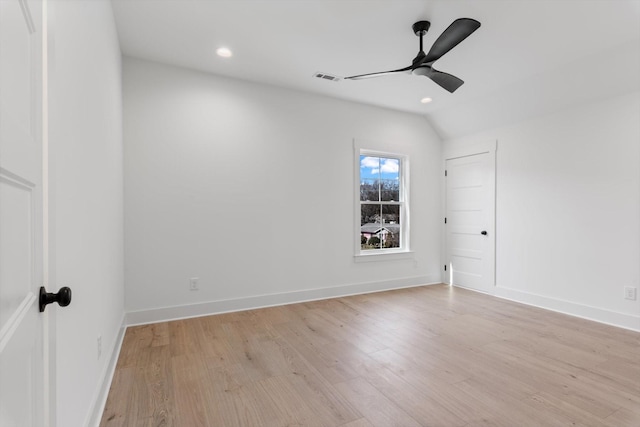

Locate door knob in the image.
[481,230,488,235]
[39,286,72,312]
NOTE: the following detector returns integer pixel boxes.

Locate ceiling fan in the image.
[343,18,481,93]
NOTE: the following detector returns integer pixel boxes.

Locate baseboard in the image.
[85,316,127,427]
[126,275,441,326]
[493,286,640,332]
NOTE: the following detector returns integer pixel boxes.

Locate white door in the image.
[0,0,48,425]
[445,152,495,292]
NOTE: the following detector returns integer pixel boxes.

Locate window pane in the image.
[361,204,381,250]
[380,158,400,201]
[381,205,400,248]
[360,155,380,201]
[360,178,379,201]
[379,158,399,179]
[360,204,380,226]
[380,179,399,201]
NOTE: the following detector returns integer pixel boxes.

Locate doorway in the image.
[444,141,496,293]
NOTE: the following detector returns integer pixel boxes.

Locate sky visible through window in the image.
[360,156,399,181]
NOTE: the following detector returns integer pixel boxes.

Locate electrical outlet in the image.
[97,336,102,359]
[190,277,199,291]
[624,286,637,301]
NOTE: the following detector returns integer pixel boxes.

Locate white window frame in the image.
[354,141,410,260]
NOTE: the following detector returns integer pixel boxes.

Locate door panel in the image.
[0,0,46,425]
[446,152,494,292]
[0,302,39,426]
[0,173,34,330]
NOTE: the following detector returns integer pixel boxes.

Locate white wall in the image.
[123,58,443,321]
[47,1,124,426]
[446,91,640,330]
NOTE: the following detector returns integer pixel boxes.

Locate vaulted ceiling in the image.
[111,0,640,140]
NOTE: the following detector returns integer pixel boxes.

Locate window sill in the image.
[354,250,414,263]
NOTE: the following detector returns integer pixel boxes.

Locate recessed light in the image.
[216,47,233,58]
[420,97,432,104]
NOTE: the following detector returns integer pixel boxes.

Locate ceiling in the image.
[111,0,640,140]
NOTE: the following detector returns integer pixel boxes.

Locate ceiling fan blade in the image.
[423,18,480,65]
[345,65,412,80]
[429,69,464,92]
[413,66,464,93]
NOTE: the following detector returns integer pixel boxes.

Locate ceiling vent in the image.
[313,72,341,82]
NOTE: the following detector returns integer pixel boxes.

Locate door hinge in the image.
[444,217,447,224]
[445,170,447,177]
[444,265,447,271]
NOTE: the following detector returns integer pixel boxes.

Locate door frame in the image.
[43,0,57,424]
[442,140,497,292]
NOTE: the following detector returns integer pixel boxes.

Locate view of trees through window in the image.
[360,155,401,250]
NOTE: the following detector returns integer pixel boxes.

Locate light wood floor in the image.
[100,284,640,426]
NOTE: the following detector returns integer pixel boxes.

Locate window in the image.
[357,150,408,255]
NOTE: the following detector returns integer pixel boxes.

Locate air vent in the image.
[313,72,341,82]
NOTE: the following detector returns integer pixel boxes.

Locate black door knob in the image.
[481,230,488,235]
[39,286,72,312]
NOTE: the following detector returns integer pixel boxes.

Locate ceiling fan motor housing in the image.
[412,21,431,36]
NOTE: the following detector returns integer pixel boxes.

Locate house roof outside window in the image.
[360,223,400,235]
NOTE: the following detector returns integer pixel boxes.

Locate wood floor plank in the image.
[170,352,214,426]
[525,392,616,427]
[340,418,374,427]
[149,322,170,347]
[603,407,640,426]
[257,373,340,427]
[205,365,279,427]
[100,367,135,426]
[333,377,422,427]
[353,357,469,426]
[144,345,174,424]
[453,377,577,427]
[308,307,387,354]
[222,320,303,382]
[283,369,362,425]
[195,317,236,367]
[479,340,622,419]
[168,319,203,357]
[275,322,361,384]
[115,325,153,369]
[370,353,496,424]
[589,355,640,393]
[100,284,640,426]
[367,346,470,386]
